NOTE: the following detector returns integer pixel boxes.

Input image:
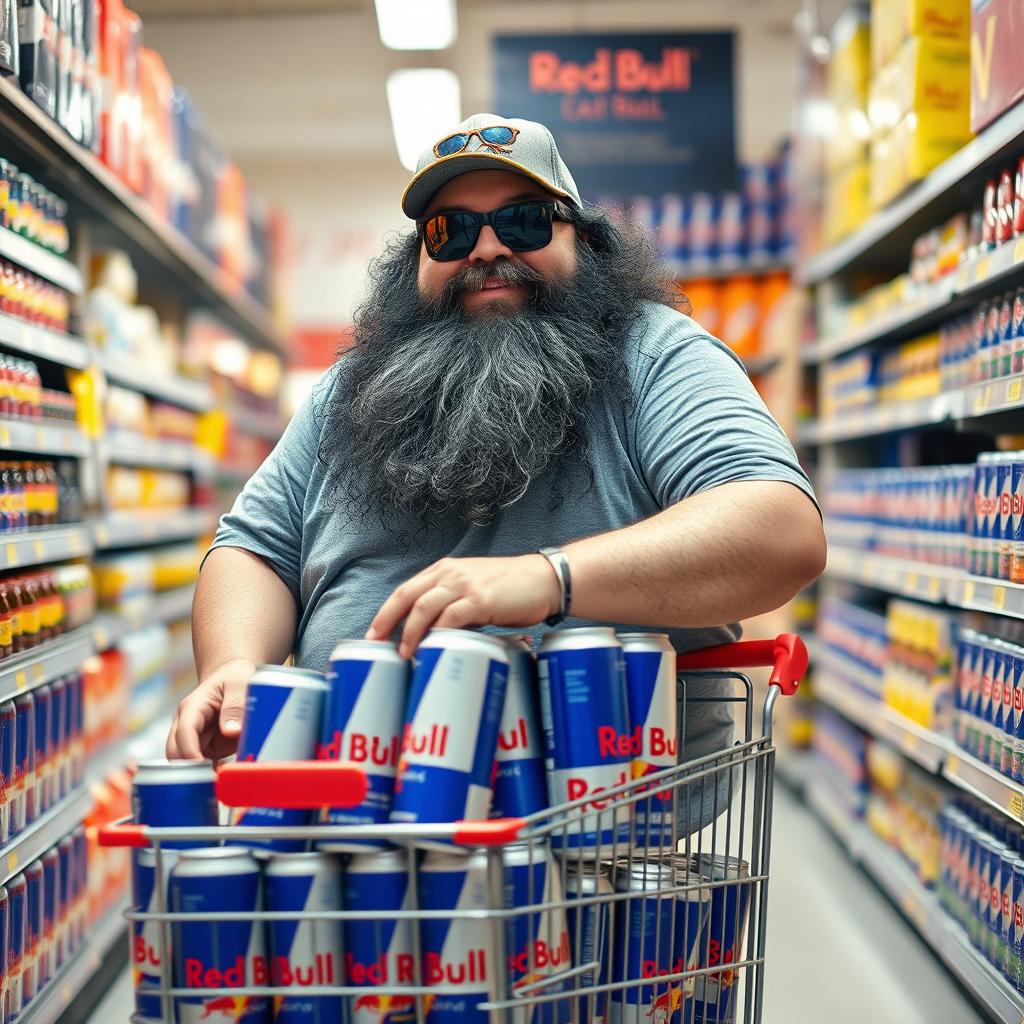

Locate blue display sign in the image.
[493,32,738,199]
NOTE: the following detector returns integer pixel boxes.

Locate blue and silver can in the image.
[317,640,408,850]
[1010,856,1024,989]
[233,666,329,852]
[132,760,219,849]
[23,859,42,1005]
[8,873,25,1018]
[132,847,179,1023]
[13,691,35,831]
[33,683,51,815]
[491,636,547,821]
[563,862,612,1024]
[170,846,270,1024]
[0,699,14,844]
[538,627,632,854]
[264,851,346,1023]
[49,676,66,806]
[344,849,416,1023]
[390,630,508,837]
[40,847,59,988]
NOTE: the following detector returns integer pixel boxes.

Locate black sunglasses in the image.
[419,200,571,262]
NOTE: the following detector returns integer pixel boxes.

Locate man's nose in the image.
[467,224,514,263]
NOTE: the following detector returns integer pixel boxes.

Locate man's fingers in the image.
[165,712,181,759]
[398,585,457,658]
[175,694,216,760]
[218,674,250,738]
[434,597,480,632]
[367,572,438,643]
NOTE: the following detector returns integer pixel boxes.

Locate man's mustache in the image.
[437,258,548,305]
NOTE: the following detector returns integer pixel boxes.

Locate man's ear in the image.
[574,224,592,247]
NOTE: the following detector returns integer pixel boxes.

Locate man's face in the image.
[417,169,577,315]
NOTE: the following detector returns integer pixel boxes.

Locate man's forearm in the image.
[565,480,826,628]
[192,546,298,679]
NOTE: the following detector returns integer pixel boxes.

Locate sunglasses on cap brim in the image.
[418,200,573,262]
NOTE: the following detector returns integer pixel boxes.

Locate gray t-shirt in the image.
[211,300,815,768]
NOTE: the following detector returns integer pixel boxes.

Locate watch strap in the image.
[538,546,571,627]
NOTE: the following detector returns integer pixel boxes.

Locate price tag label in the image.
[31,662,43,682]
[1010,792,1024,821]
[95,524,109,547]
[928,577,942,599]
[995,586,1007,610]
[7,853,17,873]
[1013,237,1024,264]
[965,580,976,604]
[32,540,43,561]
[947,753,961,774]
[977,257,991,282]
[34,429,44,450]
[69,532,81,555]
[94,627,107,651]
[907,573,919,590]
[1009,379,1023,403]
[0,426,11,448]
[15,671,26,691]
[5,543,16,568]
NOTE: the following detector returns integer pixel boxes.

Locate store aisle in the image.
[763,784,978,1024]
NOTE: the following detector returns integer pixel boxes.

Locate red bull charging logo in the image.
[318,730,399,767]
[507,931,571,979]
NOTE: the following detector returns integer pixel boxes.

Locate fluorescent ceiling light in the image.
[387,69,461,171]
[375,0,457,50]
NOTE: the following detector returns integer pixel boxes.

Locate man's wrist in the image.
[537,547,572,626]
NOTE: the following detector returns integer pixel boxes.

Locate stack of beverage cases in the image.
[124,626,752,1024]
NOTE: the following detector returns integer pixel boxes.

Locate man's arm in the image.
[166,547,298,760]
[366,480,825,656]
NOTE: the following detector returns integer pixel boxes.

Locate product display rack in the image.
[91,585,196,652]
[0,316,89,371]
[0,224,82,295]
[668,257,791,280]
[101,359,214,414]
[0,525,92,572]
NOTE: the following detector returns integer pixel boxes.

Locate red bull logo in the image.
[132,934,159,969]
[401,723,449,758]
[352,993,417,1018]
[197,995,261,1019]
[423,948,488,985]
[270,953,336,986]
[529,48,692,94]
[645,988,684,1021]
[597,725,641,758]
[507,931,570,978]
[497,718,531,753]
[184,954,270,988]
[346,950,415,984]
[318,730,400,767]
[567,769,629,811]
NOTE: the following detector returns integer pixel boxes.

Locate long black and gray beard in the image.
[328,235,639,530]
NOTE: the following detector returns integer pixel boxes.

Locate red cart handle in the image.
[675,633,806,696]
[216,761,369,809]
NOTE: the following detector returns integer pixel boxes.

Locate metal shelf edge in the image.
[93,585,195,651]
[0,525,92,571]
[0,225,81,294]
[103,360,214,413]
[92,508,217,551]
[0,314,89,369]
[0,627,95,705]
[943,749,1024,828]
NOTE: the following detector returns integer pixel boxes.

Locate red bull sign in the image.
[495,32,737,198]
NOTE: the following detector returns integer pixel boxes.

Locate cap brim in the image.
[402,152,571,219]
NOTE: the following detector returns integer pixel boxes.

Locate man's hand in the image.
[166,658,255,760]
[366,555,561,658]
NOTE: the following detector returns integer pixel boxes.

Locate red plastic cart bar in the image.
[676,633,806,695]
[216,761,368,809]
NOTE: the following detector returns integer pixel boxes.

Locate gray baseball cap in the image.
[401,112,583,219]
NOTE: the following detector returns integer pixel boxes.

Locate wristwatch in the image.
[538,546,572,627]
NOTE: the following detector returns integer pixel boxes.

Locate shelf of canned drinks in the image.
[0,315,89,372]
[92,585,195,653]
[0,224,81,296]
[0,627,93,706]
[102,358,214,415]
[807,775,1024,1023]
[0,525,92,573]
[102,434,214,475]
[92,507,217,553]
[666,257,790,280]
[0,418,88,459]
[799,390,967,445]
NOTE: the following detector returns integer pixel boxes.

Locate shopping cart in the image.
[99,633,807,1024]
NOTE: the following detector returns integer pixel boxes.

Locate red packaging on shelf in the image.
[998,169,1015,244]
[983,178,999,249]
[1014,156,1024,236]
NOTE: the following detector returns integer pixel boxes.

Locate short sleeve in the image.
[208,367,338,601]
[633,315,816,511]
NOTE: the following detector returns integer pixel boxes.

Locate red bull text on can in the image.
[233,667,328,852]
[563,862,612,1024]
[170,846,270,1024]
[317,640,408,850]
[502,843,572,1023]
[418,849,495,1023]
[8,873,25,1018]
[390,630,508,837]
[132,760,219,849]
[343,849,416,1023]
[618,633,679,849]
[538,628,632,854]
[132,847,179,1023]
[264,852,346,1023]
[491,636,547,821]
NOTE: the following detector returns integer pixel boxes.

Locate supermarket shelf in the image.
[0,79,286,357]
[92,584,195,651]
[0,224,81,294]
[229,404,286,442]
[0,524,92,571]
[962,371,1024,423]
[943,748,1024,828]
[0,313,89,370]
[92,507,217,551]
[0,418,88,457]
[798,391,965,444]
[799,98,1024,285]
[948,575,1024,619]
[668,258,790,280]
[103,433,214,473]
[825,546,956,604]
[18,898,127,1024]
[102,358,214,413]
[0,787,92,887]
[0,626,95,705]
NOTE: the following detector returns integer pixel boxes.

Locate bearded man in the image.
[168,115,825,785]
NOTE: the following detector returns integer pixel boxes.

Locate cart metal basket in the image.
[99,633,807,1024]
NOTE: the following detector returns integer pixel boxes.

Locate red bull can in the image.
[317,640,408,850]
[13,691,35,832]
[390,630,508,837]
[1010,855,1024,987]
[132,847,179,1023]
[49,676,66,805]
[0,884,7,1019]
[491,636,547,821]
[608,859,711,1024]
[343,849,416,1024]
[0,699,14,844]
[170,846,271,1024]
[1001,846,1017,983]
[70,825,87,953]
[23,859,42,1005]
[538,628,631,855]
[8,873,25,1017]
[264,852,346,1023]
[55,836,71,969]
[234,667,329,852]
[686,193,717,266]
[132,760,219,849]
[66,671,83,788]
[618,633,678,850]
[563,862,612,1024]
[502,843,571,1023]
[418,849,495,1023]
[657,194,686,262]
[689,855,752,1023]
[40,847,59,988]
[33,683,51,814]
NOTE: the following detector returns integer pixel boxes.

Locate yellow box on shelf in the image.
[827,101,873,175]
[829,6,873,104]
[825,161,872,243]
[871,0,970,71]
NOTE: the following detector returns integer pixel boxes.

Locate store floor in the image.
[87,784,981,1024]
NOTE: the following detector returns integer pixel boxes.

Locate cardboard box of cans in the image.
[871,0,970,71]
[970,0,1024,133]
